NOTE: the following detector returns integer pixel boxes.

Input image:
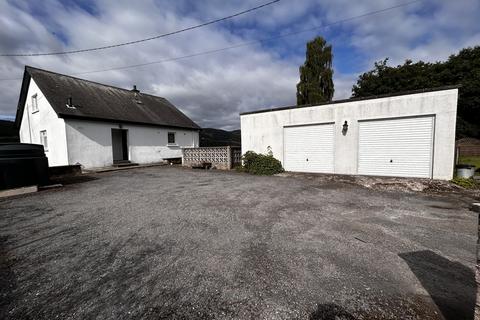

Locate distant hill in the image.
[200,128,241,147]
[0,120,19,143]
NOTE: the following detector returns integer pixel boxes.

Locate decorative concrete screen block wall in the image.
[240,87,459,180]
[183,146,241,170]
[232,147,242,165]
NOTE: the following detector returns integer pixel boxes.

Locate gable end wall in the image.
[18,78,69,166]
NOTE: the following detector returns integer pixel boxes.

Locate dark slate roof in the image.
[240,85,461,116]
[15,66,200,130]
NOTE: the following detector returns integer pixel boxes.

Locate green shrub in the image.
[234,164,246,173]
[451,177,479,189]
[240,151,284,175]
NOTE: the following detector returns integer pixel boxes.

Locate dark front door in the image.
[111,129,128,163]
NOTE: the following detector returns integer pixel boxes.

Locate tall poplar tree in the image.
[296,36,334,105]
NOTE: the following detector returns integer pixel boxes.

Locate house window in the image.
[40,130,48,152]
[168,132,176,145]
[31,94,38,113]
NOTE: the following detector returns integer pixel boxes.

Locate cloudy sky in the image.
[0,0,479,130]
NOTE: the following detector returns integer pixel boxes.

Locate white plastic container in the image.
[456,165,475,178]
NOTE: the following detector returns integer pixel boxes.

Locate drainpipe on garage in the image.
[473,203,480,320]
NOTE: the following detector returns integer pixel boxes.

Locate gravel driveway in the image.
[0,166,477,319]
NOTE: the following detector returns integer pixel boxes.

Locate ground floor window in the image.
[40,130,48,152]
[168,132,176,144]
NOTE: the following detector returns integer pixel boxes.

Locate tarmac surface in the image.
[0,166,477,319]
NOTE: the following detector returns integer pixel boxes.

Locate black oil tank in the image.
[0,143,49,190]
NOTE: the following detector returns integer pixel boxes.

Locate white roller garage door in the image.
[358,116,434,178]
[284,124,334,173]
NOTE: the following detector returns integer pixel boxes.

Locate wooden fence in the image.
[457,145,480,157]
[182,146,241,170]
[457,138,480,157]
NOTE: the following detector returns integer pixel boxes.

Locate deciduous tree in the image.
[352,46,480,138]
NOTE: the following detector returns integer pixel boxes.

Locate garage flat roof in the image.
[239,85,460,116]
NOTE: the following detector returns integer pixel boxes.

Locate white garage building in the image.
[240,87,459,180]
[15,66,200,169]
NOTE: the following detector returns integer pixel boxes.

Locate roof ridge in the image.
[25,65,168,100]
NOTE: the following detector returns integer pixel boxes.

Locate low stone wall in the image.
[182,146,241,170]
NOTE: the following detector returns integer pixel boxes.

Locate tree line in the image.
[296,36,479,138]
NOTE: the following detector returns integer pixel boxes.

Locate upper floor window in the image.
[40,130,48,152]
[168,132,176,145]
[31,94,38,113]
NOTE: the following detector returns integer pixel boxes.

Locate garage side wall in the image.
[240,89,458,180]
[65,119,199,169]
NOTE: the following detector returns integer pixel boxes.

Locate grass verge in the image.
[458,156,480,175]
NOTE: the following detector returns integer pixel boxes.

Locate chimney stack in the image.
[132,85,139,93]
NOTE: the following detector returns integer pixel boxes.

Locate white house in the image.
[15,66,200,169]
[240,87,459,180]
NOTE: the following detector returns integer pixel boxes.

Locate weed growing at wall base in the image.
[451,177,479,189]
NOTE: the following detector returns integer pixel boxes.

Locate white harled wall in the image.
[240,89,458,180]
[19,78,69,166]
[18,77,200,169]
[65,119,199,168]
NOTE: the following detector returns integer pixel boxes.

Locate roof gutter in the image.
[57,114,201,131]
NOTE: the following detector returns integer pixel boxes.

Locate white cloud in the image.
[317,0,480,66]
[0,0,479,129]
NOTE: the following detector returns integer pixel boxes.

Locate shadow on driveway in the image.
[50,174,98,186]
[399,250,475,320]
[309,303,355,320]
